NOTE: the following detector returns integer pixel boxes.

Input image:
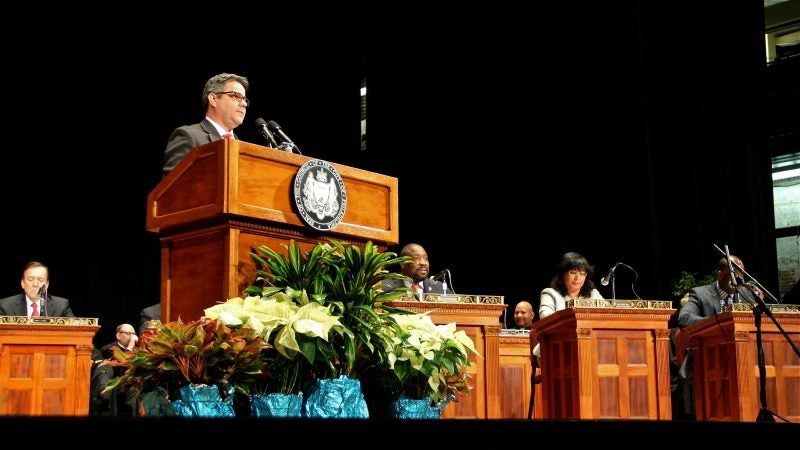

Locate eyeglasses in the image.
[119,331,135,335]
[568,270,588,277]
[215,91,249,105]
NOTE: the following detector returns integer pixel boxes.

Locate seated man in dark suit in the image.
[0,261,74,317]
[96,323,140,416]
[678,255,761,328]
[675,254,762,419]
[381,243,448,297]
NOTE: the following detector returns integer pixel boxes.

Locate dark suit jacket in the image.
[162,118,238,176]
[0,293,74,317]
[381,277,447,295]
[139,303,161,335]
[677,283,758,328]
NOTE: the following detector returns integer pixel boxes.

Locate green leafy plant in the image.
[203,294,344,394]
[244,239,412,380]
[671,270,716,298]
[105,317,265,399]
[383,312,479,405]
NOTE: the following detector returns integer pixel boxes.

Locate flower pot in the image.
[171,384,235,418]
[304,376,369,419]
[390,396,449,419]
[250,392,304,417]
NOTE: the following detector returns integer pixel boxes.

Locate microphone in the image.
[601,263,620,286]
[267,120,302,155]
[725,245,739,290]
[37,285,47,316]
[431,270,448,282]
[255,118,278,148]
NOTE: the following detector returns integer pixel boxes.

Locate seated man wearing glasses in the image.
[93,323,140,416]
[162,72,250,177]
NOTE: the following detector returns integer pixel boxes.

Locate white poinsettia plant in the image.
[385,312,479,406]
[204,293,345,394]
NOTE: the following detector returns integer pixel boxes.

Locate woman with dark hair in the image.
[533,252,603,359]
[538,252,603,320]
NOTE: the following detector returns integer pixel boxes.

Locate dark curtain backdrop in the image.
[0,1,776,346]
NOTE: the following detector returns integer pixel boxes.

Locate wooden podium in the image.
[147,140,399,322]
[0,317,99,416]
[498,330,544,419]
[681,304,800,422]
[532,300,674,420]
[385,295,505,419]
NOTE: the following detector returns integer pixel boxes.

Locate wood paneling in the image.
[0,320,98,416]
[533,306,674,420]
[682,308,800,422]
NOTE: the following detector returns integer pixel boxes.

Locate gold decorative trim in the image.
[567,299,673,309]
[0,316,99,326]
[410,293,505,304]
[723,303,800,313]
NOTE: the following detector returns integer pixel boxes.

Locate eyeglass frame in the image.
[214,91,249,105]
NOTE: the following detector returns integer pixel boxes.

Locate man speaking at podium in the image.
[162,72,250,177]
[0,261,74,317]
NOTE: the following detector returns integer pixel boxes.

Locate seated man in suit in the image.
[678,255,761,328]
[96,323,140,416]
[674,254,762,419]
[381,243,447,298]
[0,261,74,317]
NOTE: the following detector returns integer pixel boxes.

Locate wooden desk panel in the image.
[499,334,543,419]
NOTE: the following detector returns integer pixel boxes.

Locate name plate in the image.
[723,303,799,313]
[398,293,505,304]
[566,299,673,310]
[500,328,530,336]
[0,316,99,326]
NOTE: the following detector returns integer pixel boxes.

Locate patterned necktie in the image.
[412,282,420,294]
[31,302,39,317]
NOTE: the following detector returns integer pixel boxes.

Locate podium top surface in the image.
[147,139,399,245]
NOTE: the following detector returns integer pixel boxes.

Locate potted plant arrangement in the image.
[243,239,412,418]
[109,239,479,419]
[203,293,345,417]
[381,312,479,418]
[105,317,265,417]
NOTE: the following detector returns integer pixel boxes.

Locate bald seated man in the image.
[513,300,534,329]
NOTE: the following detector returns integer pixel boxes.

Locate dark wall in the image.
[0,1,781,346]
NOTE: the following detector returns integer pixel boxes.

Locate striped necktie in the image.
[31,302,39,317]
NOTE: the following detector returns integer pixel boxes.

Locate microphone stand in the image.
[605,263,642,300]
[609,273,616,300]
[713,244,800,422]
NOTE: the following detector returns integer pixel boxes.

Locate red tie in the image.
[412,282,420,293]
[31,302,39,317]
[223,133,233,139]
